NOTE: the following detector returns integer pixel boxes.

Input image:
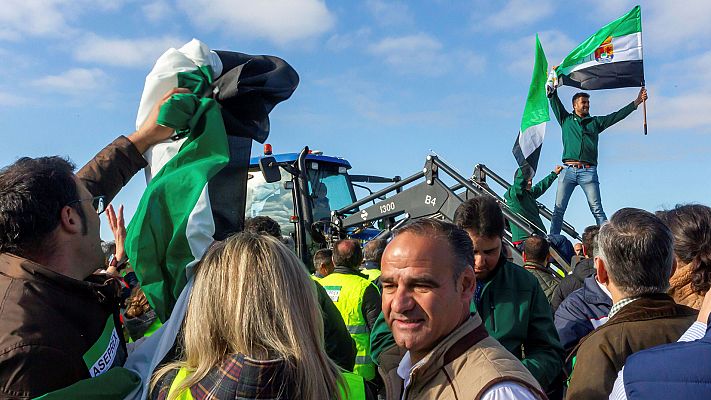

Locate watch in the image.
[108,254,129,271]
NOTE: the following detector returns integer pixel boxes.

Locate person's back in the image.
[522,235,561,303]
[318,239,381,381]
[567,209,697,400]
[554,275,611,355]
[551,225,600,312]
[150,233,365,399]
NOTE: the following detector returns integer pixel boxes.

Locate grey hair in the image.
[596,208,674,297]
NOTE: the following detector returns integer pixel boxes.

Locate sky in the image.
[1,0,710,242]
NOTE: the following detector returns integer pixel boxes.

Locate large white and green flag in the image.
[553,5,644,90]
[512,34,549,179]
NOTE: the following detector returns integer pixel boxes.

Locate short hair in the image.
[332,239,363,269]
[393,218,474,281]
[524,235,549,264]
[657,204,711,293]
[572,92,590,105]
[244,216,282,239]
[597,208,674,297]
[312,248,333,268]
[453,196,505,238]
[582,225,600,256]
[0,156,85,258]
[363,239,387,264]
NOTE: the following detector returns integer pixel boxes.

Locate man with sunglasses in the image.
[0,88,187,398]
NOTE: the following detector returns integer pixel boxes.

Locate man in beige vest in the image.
[378,218,546,400]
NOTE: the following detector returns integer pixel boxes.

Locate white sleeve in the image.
[480,381,540,400]
[608,367,628,400]
[678,321,706,342]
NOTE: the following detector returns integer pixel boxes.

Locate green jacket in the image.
[550,91,637,165]
[504,168,558,242]
[370,259,564,389]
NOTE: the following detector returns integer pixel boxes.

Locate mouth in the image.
[392,318,425,330]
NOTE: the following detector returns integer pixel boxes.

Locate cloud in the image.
[73,34,184,68]
[326,28,372,52]
[473,0,553,31]
[367,33,445,75]
[500,30,577,75]
[366,0,414,27]
[0,92,29,106]
[177,0,335,46]
[0,0,71,40]
[31,68,109,93]
[142,0,173,22]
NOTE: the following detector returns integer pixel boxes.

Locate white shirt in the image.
[608,321,707,400]
[397,350,540,400]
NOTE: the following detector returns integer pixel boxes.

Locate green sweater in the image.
[550,91,637,165]
[504,168,558,243]
[370,259,564,388]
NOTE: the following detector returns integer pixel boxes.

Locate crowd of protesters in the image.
[1,89,711,400]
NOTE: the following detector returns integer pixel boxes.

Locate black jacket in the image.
[551,258,595,312]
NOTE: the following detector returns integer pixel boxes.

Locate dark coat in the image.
[554,275,611,355]
[566,294,697,400]
[551,258,595,312]
[0,136,146,398]
[523,261,562,303]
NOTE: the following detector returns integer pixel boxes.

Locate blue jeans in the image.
[549,165,607,235]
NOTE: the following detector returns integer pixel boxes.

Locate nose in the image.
[389,286,415,315]
[474,254,486,268]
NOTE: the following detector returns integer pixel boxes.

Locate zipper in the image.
[489,290,496,331]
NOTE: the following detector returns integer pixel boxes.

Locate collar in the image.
[362,261,380,270]
[381,313,489,385]
[608,296,640,319]
[333,265,370,279]
[594,278,613,300]
[523,261,548,272]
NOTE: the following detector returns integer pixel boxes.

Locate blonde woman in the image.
[150,232,364,399]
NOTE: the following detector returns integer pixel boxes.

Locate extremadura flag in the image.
[555,5,644,90]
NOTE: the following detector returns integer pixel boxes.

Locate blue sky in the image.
[1,0,710,241]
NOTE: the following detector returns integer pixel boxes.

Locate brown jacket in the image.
[566,294,697,400]
[379,314,546,400]
[0,136,147,399]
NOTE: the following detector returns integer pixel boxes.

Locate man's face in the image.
[465,231,502,280]
[574,243,584,256]
[573,96,590,117]
[381,232,474,361]
[73,177,104,273]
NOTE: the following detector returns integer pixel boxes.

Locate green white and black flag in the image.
[512,34,549,179]
[554,5,644,90]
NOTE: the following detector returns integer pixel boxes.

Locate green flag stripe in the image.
[520,34,549,135]
[557,6,641,76]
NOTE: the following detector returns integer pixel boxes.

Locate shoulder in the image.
[503,262,540,287]
[481,381,542,400]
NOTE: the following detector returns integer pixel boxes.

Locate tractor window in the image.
[307,166,356,222]
[245,169,295,236]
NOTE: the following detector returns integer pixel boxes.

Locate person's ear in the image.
[60,206,83,235]
[595,256,608,284]
[459,266,476,298]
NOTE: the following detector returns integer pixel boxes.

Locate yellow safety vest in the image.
[361,269,381,282]
[318,272,377,381]
[167,367,366,400]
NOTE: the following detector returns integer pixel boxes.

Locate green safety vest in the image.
[318,273,376,381]
[361,269,381,282]
[166,366,366,400]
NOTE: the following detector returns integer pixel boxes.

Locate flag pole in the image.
[642,86,647,135]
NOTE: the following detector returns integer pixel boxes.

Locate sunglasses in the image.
[68,195,107,215]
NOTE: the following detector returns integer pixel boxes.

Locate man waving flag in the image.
[512,34,550,179]
[552,5,644,90]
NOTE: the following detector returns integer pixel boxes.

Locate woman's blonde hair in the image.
[151,232,343,399]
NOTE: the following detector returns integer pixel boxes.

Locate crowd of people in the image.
[1,86,710,400]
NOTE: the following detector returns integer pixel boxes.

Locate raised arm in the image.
[596,88,647,133]
[549,89,570,126]
[530,166,563,198]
